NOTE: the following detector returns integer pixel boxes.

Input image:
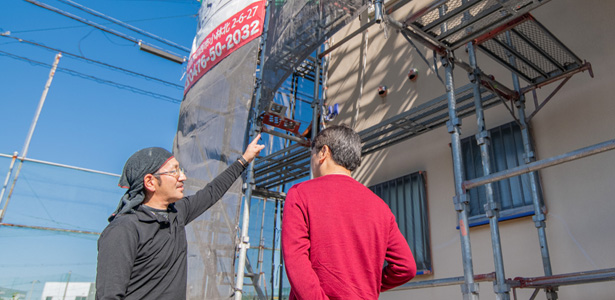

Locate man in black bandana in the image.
[96,134,264,300]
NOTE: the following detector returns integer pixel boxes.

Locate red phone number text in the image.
[184,2,265,95]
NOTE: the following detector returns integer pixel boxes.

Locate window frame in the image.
[370,171,432,275]
[460,121,545,227]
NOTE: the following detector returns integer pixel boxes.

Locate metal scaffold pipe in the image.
[438,3,478,298]
[467,40,510,300]
[310,10,322,179]
[0,152,18,218]
[404,272,496,290]
[443,51,479,299]
[235,1,271,298]
[463,139,615,190]
[235,134,268,299]
[509,268,615,289]
[270,198,279,300]
[0,52,61,224]
[505,30,558,300]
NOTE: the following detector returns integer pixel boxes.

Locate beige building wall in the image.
[326,0,615,299]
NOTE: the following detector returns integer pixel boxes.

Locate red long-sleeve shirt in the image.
[282,174,417,300]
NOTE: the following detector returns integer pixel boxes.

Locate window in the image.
[461,121,544,226]
[370,171,432,274]
[75,297,87,300]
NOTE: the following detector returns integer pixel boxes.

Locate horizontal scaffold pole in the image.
[508,268,615,289]
[0,222,100,235]
[463,139,615,190]
[402,272,495,289]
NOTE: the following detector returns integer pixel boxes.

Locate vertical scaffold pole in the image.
[309,4,323,180]
[0,53,61,224]
[505,32,558,300]
[277,190,285,299]
[443,50,479,300]
[467,42,510,300]
[234,107,257,300]
[256,198,267,288]
[235,1,271,298]
[0,152,18,219]
[310,52,321,147]
[270,198,279,300]
[439,3,478,298]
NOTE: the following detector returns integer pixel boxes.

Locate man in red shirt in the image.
[282,125,416,299]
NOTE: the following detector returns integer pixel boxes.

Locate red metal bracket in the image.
[261,113,301,135]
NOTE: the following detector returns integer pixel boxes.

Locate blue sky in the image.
[0,0,200,297]
[0,0,199,174]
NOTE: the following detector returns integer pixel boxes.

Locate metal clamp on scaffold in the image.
[460,282,479,295]
[441,51,455,69]
[453,194,469,212]
[475,131,490,146]
[446,117,461,133]
[523,150,535,163]
[493,281,510,295]
[468,68,481,84]
[484,201,500,218]
[532,213,546,228]
[238,236,250,250]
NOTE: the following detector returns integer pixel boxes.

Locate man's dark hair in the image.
[311,124,362,171]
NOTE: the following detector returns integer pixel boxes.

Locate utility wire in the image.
[11,14,197,34]
[1,34,183,89]
[23,0,185,59]
[0,50,182,103]
[56,0,191,53]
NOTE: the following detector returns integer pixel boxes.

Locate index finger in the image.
[251,133,261,143]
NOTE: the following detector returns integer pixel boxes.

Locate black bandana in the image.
[108,147,174,222]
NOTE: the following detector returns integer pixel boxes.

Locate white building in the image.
[40,282,94,300]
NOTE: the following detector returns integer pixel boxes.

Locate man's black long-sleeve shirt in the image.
[96,160,245,299]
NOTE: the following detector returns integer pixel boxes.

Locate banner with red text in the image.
[176,1,263,298]
[184,0,265,96]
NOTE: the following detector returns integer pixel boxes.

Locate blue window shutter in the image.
[461,122,544,226]
[370,171,432,274]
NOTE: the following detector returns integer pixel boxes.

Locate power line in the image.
[11,14,197,34]
[0,50,182,103]
[0,262,95,268]
[24,0,136,43]
[0,34,183,89]
[23,0,186,62]
[56,0,191,53]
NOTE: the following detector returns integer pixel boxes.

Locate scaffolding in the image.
[234,0,615,299]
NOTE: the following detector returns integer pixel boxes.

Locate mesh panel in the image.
[482,38,543,81]
[177,24,260,300]
[441,1,506,45]
[414,0,504,46]
[478,18,583,83]
[416,0,464,27]
[409,0,560,50]
[509,31,556,74]
[0,156,121,299]
[0,159,121,231]
[514,21,579,68]
[260,0,369,111]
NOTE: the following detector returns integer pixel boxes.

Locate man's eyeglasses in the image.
[153,166,186,179]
